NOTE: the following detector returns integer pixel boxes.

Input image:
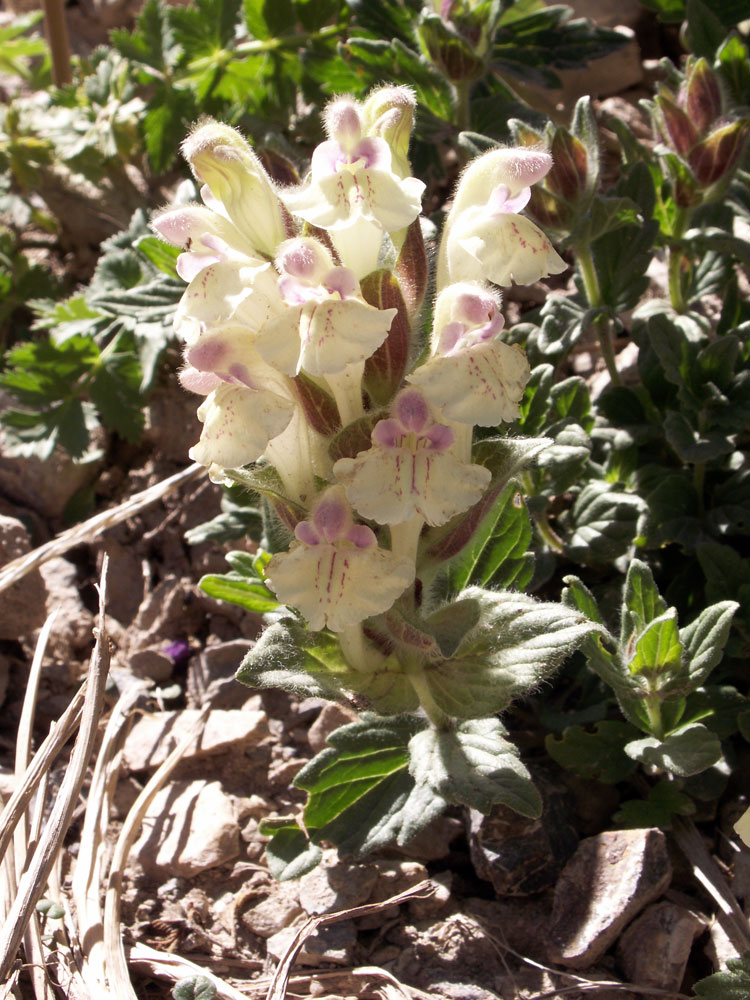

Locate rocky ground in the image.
[1,0,749,997]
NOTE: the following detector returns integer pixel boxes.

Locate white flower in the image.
[180,119,286,258]
[282,97,424,276]
[265,487,414,631]
[333,388,491,526]
[189,382,295,473]
[256,238,397,376]
[407,283,530,425]
[438,147,566,289]
[152,203,263,281]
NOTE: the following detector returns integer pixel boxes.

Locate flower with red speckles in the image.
[265,487,414,631]
[333,388,491,526]
[282,97,425,277]
[407,282,530,426]
[255,238,397,377]
[438,147,566,288]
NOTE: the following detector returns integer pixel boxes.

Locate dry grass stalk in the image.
[68,680,151,993]
[0,684,85,867]
[129,941,258,1000]
[0,462,202,595]
[265,880,434,1000]
[0,558,111,983]
[103,704,210,999]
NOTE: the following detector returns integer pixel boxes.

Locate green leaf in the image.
[447,481,533,593]
[614,780,695,828]
[263,824,323,880]
[236,619,419,715]
[680,600,739,688]
[88,337,145,442]
[685,0,728,59]
[422,588,599,719]
[563,480,642,563]
[516,363,553,435]
[409,718,542,816]
[620,559,668,651]
[561,575,604,625]
[111,0,182,71]
[569,194,641,245]
[294,715,447,856]
[694,953,750,1000]
[628,609,683,680]
[664,411,734,464]
[199,573,279,613]
[624,722,722,776]
[545,721,640,783]
[135,235,180,277]
[682,685,747,739]
[172,976,217,1000]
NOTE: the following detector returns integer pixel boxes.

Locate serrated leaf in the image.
[624,722,722,776]
[564,480,642,563]
[680,600,739,688]
[88,338,145,442]
[294,715,447,856]
[614,780,695,828]
[409,718,542,816]
[516,363,553,434]
[620,559,668,649]
[545,721,640,783]
[264,825,323,881]
[236,619,419,714]
[628,609,683,680]
[694,953,750,1000]
[422,588,598,719]
[135,235,180,277]
[664,410,734,464]
[447,481,533,593]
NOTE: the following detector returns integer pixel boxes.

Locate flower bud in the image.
[684,58,722,137]
[182,119,285,258]
[688,120,750,188]
[655,93,698,158]
[545,128,589,203]
[361,86,417,179]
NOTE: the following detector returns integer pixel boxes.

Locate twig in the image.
[0,558,110,983]
[266,880,435,1000]
[0,685,86,869]
[0,462,202,595]
[671,815,750,955]
[103,705,210,999]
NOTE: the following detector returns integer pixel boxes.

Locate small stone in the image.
[298,849,378,915]
[129,645,174,682]
[307,702,358,753]
[548,829,672,968]
[266,918,355,965]
[135,779,239,877]
[240,880,304,938]
[0,516,48,640]
[188,639,254,709]
[357,859,429,928]
[397,814,464,862]
[616,901,705,991]
[122,708,268,771]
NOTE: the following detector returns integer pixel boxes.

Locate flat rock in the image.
[307,702,358,753]
[239,878,303,938]
[266,918,356,965]
[188,639,254,709]
[468,771,578,895]
[122,708,268,771]
[616,901,705,990]
[0,515,48,640]
[135,779,239,877]
[298,849,378,916]
[548,828,672,968]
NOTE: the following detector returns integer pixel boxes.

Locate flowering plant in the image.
[155,86,601,873]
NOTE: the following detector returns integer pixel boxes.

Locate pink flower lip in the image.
[394,388,430,433]
[313,494,351,542]
[489,183,531,215]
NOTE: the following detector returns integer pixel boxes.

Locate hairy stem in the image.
[404,654,451,730]
[667,206,691,315]
[576,242,621,386]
